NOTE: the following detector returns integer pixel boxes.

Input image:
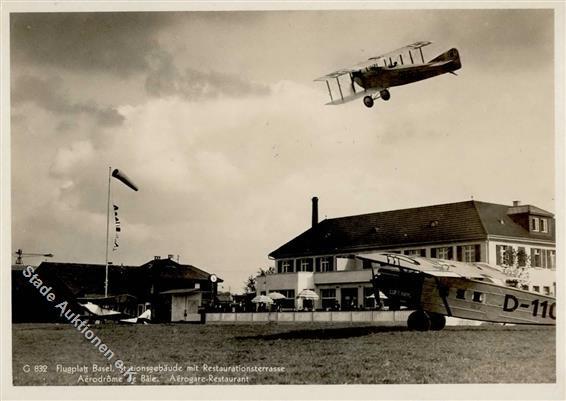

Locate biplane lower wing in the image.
[315,71,377,105]
[324,90,371,106]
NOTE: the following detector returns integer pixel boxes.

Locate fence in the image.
[205,310,482,326]
[206,310,410,324]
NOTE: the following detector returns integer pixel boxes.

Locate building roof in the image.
[269,200,555,259]
[29,258,221,299]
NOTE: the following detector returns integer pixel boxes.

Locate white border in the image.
[1,1,564,400]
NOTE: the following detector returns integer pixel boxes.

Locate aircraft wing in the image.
[367,41,432,62]
[316,41,433,81]
[356,253,510,282]
[324,90,372,106]
[79,302,123,317]
[314,69,356,82]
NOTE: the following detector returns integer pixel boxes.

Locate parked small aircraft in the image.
[79,297,151,324]
[315,41,461,108]
[355,253,555,331]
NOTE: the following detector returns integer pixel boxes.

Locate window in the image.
[320,288,337,310]
[521,284,529,291]
[436,247,451,259]
[315,256,334,272]
[539,249,555,269]
[532,286,540,293]
[531,217,540,232]
[496,245,514,266]
[274,289,295,309]
[540,218,548,233]
[543,286,550,295]
[531,249,542,267]
[298,258,314,272]
[472,292,484,303]
[517,247,527,267]
[277,259,295,273]
[463,245,475,262]
[456,289,466,300]
[405,249,425,257]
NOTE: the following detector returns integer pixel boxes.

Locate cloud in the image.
[145,49,270,100]
[50,140,95,177]
[10,12,174,75]
[12,75,124,127]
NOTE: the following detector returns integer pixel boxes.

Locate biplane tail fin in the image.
[429,48,461,71]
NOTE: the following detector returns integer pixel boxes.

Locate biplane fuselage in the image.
[352,48,461,91]
[357,253,556,331]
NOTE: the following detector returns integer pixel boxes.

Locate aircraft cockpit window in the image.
[472,291,484,303]
[456,289,466,300]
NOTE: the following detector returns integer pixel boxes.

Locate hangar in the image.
[12,255,221,323]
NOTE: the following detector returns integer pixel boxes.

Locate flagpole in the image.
[104,166,111,298]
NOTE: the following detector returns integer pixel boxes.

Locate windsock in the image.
[112,169,139,191]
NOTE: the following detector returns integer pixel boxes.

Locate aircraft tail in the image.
[430,48,461,71]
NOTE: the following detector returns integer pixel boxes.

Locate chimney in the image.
[154,255,161,260]
[513,200,521,207]
[312,196,319,228]
[167,254,174,260]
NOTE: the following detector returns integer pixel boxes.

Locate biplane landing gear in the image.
[407,310,431,331]
[379,89,391,101]
[363,95,374,108]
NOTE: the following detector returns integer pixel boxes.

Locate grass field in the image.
[11,323,555,385]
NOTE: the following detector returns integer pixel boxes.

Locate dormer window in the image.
[531,217,540,232]
[540,218,548,233]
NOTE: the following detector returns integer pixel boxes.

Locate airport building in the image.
[12,255,221,323]
[258,199,556,310]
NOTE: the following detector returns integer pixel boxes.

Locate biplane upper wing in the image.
[356,253,510,282]
[315,41,433,81]
[367,41,432,63]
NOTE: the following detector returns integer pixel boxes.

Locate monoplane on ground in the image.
[78,295,151,324]
[355,253,555,331]
[315,41,461,108]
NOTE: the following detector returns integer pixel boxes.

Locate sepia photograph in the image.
[1,2,564,400]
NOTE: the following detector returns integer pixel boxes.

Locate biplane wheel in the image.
[363,96,374,108]
[380,89,391,101]
[429,313,446,331]
[407,310,431,331]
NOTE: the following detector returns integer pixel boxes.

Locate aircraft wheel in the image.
[429,313,446,331]
[363,96,374,108]
[407,310,431,331]
[380,89,391,101]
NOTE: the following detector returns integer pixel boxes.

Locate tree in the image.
[243,275,256,294]
[257,266,275,276]
[500,247,530,286]
[243,266,275,294]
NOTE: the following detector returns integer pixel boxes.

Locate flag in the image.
[113,204,120,251]
[112,169,139,191]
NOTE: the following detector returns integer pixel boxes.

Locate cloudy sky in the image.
[9,7,556,292]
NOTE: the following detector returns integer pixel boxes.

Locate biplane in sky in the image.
[315,41,461,108]
[355,253,555,331]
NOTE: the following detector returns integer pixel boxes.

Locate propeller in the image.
[370,263,384,310]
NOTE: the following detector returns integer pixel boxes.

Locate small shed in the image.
[160,288,202,322]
